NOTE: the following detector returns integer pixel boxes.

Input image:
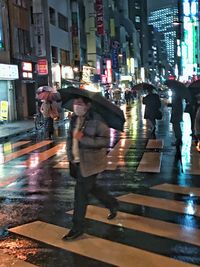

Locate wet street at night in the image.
[0,101,200,267]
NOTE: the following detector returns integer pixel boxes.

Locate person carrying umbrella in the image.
[37,85,61,139]
[142,88,162,135]
[165,80,190,146]
[62,91,122,240]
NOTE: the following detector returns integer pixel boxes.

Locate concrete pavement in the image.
[0,120,35,142]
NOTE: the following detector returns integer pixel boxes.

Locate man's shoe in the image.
[107,207,118,220]
[62,229,83,241]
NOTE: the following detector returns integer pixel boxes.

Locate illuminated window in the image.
[135,16,140,23]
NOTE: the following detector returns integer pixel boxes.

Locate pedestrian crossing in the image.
[0,138,199,175]
[6,183,200,266]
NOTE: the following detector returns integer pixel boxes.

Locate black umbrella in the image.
[132,83,157,91]
[188,80,200,98]
[59,87,126,131]
[165,80,190,100]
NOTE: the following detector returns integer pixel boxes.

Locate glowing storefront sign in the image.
[52,63,61,84]
[181,0,198,79]
[61,66,74,80]
[22,62,33,79]
[0,64,19,80]
[106,59,112,84]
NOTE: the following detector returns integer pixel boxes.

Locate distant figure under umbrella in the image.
[113,89,121,105]
[169,93,184,146]
[124,88,131,105]
[142,90,161,134]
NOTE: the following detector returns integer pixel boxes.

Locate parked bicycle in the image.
[34,112,44,130]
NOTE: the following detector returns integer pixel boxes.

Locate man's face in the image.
[73,98,90,116]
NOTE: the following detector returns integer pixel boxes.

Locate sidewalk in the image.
[0,120,35,142]
[0,118,68,143]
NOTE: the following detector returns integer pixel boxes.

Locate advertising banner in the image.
[0,101,8,121]
[96,0,104,35]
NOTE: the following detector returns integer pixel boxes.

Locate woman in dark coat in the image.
[169,94,184,146]
[143,91,161,134]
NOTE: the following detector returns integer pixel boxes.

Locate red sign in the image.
[37,59,48,75]
[96,0,104,35]
[168,75,176,80]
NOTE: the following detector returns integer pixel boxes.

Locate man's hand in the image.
[73,131,84,140]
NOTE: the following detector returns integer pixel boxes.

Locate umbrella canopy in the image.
[132,83,157,91]
[36,91,61,102]
[59,87,125,131]
[36,85,61,102]
[187,80,200,99]
[165,80,190,100]
[37,85,54,93]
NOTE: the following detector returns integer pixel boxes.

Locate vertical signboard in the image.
[37,59,48,75]
[96,0,104,35]
[0,101,8,121]
[33,12,46,56]
[111,41,120,69]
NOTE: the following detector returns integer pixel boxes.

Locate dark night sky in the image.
[147,0,178,13]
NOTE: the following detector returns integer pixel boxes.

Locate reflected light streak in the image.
[0,144,5,164]
[184,201,196,215]
[109,128,115,147]
[55,144,66,155]
[26,154,40,168]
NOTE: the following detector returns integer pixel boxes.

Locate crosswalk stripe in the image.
[1,141,31,154]
[118,193,200,216]
[0,141,52,164]
[0,251,37,267]
[53,155,68,168]
[151,183,200,197]
[23,143,66,168]
[106,139,132,170]
[146,139,164,149]
[9,221,199,267]
[0,176,18,187]
[11,141,31,148]
[67,205,200,247]
[137,152,162,173]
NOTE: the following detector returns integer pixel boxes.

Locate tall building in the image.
[148,4,179,78]
[128,0,149,77]
[0,0,19,122]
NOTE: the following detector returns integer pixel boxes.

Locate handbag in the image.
[69,162,79,178]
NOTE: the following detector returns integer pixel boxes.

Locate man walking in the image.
[62,96,119,240]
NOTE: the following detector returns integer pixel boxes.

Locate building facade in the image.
[148,5,179,79]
